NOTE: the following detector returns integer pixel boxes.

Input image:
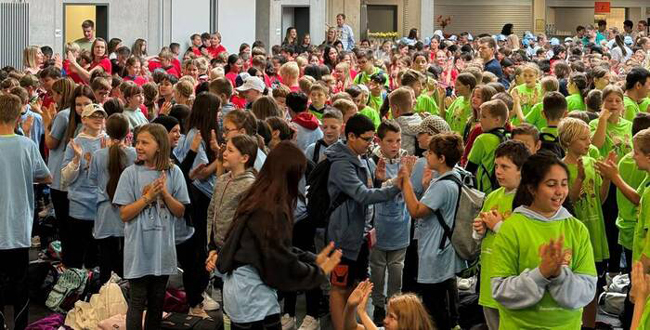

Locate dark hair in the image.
[553,61,571,79]
[65,85,96,145]
[345,114,375,138]
[286,92,309,114]
[106,113,130,200]
[229,134,259,169]
[323,46,338,69]
[456,72,477,91]
[103,98,123,116]
[633,113,650,136]
[513,151,571,209]
[408,28,418,40]
[495,140,531,170]
[626,67,650,91]
[479,36,497,50]
[428,132,464,167]
[169,104,191,134]
[187,92,221,161]
[542,91,568,121]
[265,116,294,142]
[251,96,281,120]
[512,123,540,142]
[501,23,514,36]
[377,120,401,140]
[569,72,589,102]
[39,66,62,80]
[256,119,272,146]
[40,46,53,58]
[224,54,240,74]
[615,35,628,57]
[304,64,322,81]
[585,89,602,112]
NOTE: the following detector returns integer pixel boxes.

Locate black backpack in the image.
[539,131,565,158]
[306,157,349,228]
[481,127,509,191]
[311,139,328,164]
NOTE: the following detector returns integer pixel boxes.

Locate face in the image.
[413,56,427,71]
[430,39,439,51]
[379,131,401,158]
[93,41,106,58]
[159,80,173,97]
[478,42,494,61]
[594,74,610,89]
[348,131,374,155]
[184,64,198,78]
[361,40,371,48]
[210,35,221,46]
[127,61,141,76]
[336,15,344,26]
[321,118,341,145]
[494,156,521,190]
[36,49,44,64]
[81,112,105,131]
[530,164,569,215]
[129,93,144,107]
[168,125,181,148]
[426,150,445,171]
[512,134,541,154]
[410,81,423,98]
[94,88,109,104]
[352,93,367,110]
[328,29,336,39]
[222,140,249,170]
[223,119,245,141]
[639,22,647,32]
[335,66,346,79]
[309,55,319,65]
[83,26,94,40]
[633,143,650,171]
[136,131,160,163]
[192,36,202,47]
[383,307,399,330]
[522,69,537,86]
[417,132,432,150]
[568,131,591,156]
[328,48,338,62]
[602,93,623,114]
[479,108,499,131]
[436,51,447,66]
[304,35,311,44]
[74,96,93,115]
[358,57,372,71]
[310,90,327,107]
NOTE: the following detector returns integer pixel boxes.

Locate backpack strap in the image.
[432,174,463,250]
[312,139,327,164]
[486,127,508,142]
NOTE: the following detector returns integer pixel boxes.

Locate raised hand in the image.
[595,158,619,180]
[316,242,342,275]
[347,279,372,309]
[42,103,56,128]
[190,130,202,152]
[70,140,83,159]
[160,101,173,116]
[375,158,387,182]
[482,210,504,231]
[356,279,373,316]
[473,218,487,235]
[400,155,417,176]
[630,261,650,304]
[21,115,34,135]
[539,235,566,279]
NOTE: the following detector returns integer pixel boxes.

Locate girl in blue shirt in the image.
[113,123,190,330]
[88,113,136,284]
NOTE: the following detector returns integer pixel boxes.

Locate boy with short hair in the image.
[511,123,541,154]
[541,91,568,136]
[367,73,387,112]
[38,66,62,108]
[332,99,358,133]
[368,120,409,323]
[286,92,323,151]
[148,49,180,78]
[209,77,235,121]
[389,87,422,156]
[309,82,331,120]
[401,69,439,116]
[305,109,343,163]
[473,140,531,330]
[353,50,388,86]
[346,85,380,129]
[9,86,44,150]
[466,99,509,194]
[0,94,51,330]
[90,77,111,105]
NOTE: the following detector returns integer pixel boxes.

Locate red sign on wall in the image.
[595,1,611,14]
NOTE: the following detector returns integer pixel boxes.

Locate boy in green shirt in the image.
[512,123,542,154]
[401,69,439,116]
[539,92,567,138]
[623,67,650,121]
[473,140,531,330]
[308,82,331,120]
[346,85,380,130]
[367,73,386,113]
[466,99,509,194]
[353,50,389,87]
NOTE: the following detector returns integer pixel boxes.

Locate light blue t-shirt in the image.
[113,164,190,279]
[88,146,137,239]
[254,147,266,171]
[173,128,215,198]
[417,170,466,283]
[62,134,106,221]
[123,108,149,131]
[222,265,281,323]
[47,108,70,191]
[294,125,323,152]
[19,105,44,150]
[374,160,409,251]
[0,135,50,249]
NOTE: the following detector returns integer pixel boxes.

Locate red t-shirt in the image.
[172,58,181,76]
[207,45,227,58]
[63,60,84,84]
[123,75,148,86]
[225,71,238,88]
[90,57,112,75]
[149,60,180,78]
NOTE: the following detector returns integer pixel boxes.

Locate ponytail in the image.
[615,35,628,57]
[570,73,589,104]
[107,143,127,200]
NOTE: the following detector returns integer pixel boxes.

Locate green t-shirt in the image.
[74,37,93,52]
[368,94,384,113]
[624,96,641,122]
[492,212,596,329]
[566,93,586,112]
[359,106,381,130]
[541,126,558,137]
[589,118,633,161]
[478,187,515,308]
[353,67,389,87]
[515,84,543,117]
[640,98,650,113]
[524,102,547,130]
[468,132,502,194]
[637,296,650,330]
[446,96,472,135]
[566,156,609,262]
[616,153,647,250]
[636,178,650,261]
[588,144,601,160]
[414,94,439,116]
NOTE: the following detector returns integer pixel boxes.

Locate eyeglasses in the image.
[358,135,373,142]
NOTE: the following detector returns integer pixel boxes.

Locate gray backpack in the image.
[434,171,485,261]
[45,268,88,313]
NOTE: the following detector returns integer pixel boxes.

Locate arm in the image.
[569,176,584,202]
[119,196,154,223]
[546,267,597,309]
[35,175,53,184]
[343,304,365,330]
[60,142,81,187]
[161,188,185,218]
[591,115,609,149]
[491,268,550,309]
[331,160,400,205]
[44,128,61,150]
[402,174,432,218]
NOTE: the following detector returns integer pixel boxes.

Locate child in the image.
[123,56,148,86]
[460,85,498,165]
[173,79,194,107]
[512,64,542,116]
[473,140,531,330]
[540,91,568,137]
[591,85,633,162]
[346,85,381,130]
[490,152,597,329]
[401,69,439,116]
[0,94,51,330]
[466,99,509,194]
[223,109,267,170]
[61,104,108,269]
[122,83,148,130]
[306,109,343,163]
[624,67,650,121]
[113,123,190,330]
[522,76,559,130]
[286,91,323,151]
[308,82,331,120]
[389,87,422,156]
[88,113,135,284]
[10,87,43,149]
[368,121,410,323]
[444,72,477,136]
[148,49,180,78]
[399,132,466,329]
[90,77,111,105]
[566,73,588,112]
[367,73,387,113]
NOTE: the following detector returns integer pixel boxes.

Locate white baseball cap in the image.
[235,76,265,93]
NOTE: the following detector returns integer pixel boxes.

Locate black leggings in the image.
[603,184,621,272]
[51,189,70,265]
[127,275,169,330]
[282,219,321,317]
[418,278,457,330]
[0,248,29,330]
[97,237,124,284]
[65,217,98,269]
[176,234,209,308]
[189,185,209,262]
[231,313,281,330]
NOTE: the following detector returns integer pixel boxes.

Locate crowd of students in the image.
[3,15,650,330]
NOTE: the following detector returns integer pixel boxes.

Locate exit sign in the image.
[595,2,610,13]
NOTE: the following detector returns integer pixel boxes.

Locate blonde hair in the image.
[332,99,357,118]
[65,42,81,54]
[299,76,315,94]
[174,79,194,99]
[135,124,173,170]
[52,78,76,110]
[522,63,540,77]
[540,76,559,93]
[558,117,590,149]
[389,87,414,111]
[23,46,41,69]
[634,128,650,155]
[387,293,435,330]
[279,61,299,80]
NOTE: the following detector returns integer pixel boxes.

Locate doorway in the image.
[63,4,108,46]
[281,6,310,44]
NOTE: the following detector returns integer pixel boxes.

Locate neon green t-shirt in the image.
[359,106,381,130]
[637,296,650,330]
[524,102,547,130]
[353,67,389,87]
[566,93,586,112]
[624,96,641,122]
[492,212,596,329]
[414,94,439,116]
[617,153,647,250]
[467,132,502,194]
[541,126,558,137]
[588,144,601,160]
[640,98,650,113]
[446,96,472,135]
[566,156,609,262]
[368,94,384,113]
[478,187,515,308]
[589,118,633,161]
[515,84,543,117]
[635,178,650,261]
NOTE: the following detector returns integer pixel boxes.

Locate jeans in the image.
[0,248,29,330]
[369,247,407,308]
[127,275,169,330]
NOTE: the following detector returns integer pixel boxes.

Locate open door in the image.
[63,3,109,46]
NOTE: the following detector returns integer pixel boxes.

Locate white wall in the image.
[218,0,256,54]
[171,0,210,52]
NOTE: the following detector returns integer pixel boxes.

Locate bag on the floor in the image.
[97,314,126,330]
[65,281,128,330]
[609,273,630,294]
[25,313,66,330]
[599,291,627,316]
[28,260,59,304]
[45,267,88,313]
[163,288,189,313]
[39,215,59,249]
[457,290,485,329]
[161,313,219,330]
